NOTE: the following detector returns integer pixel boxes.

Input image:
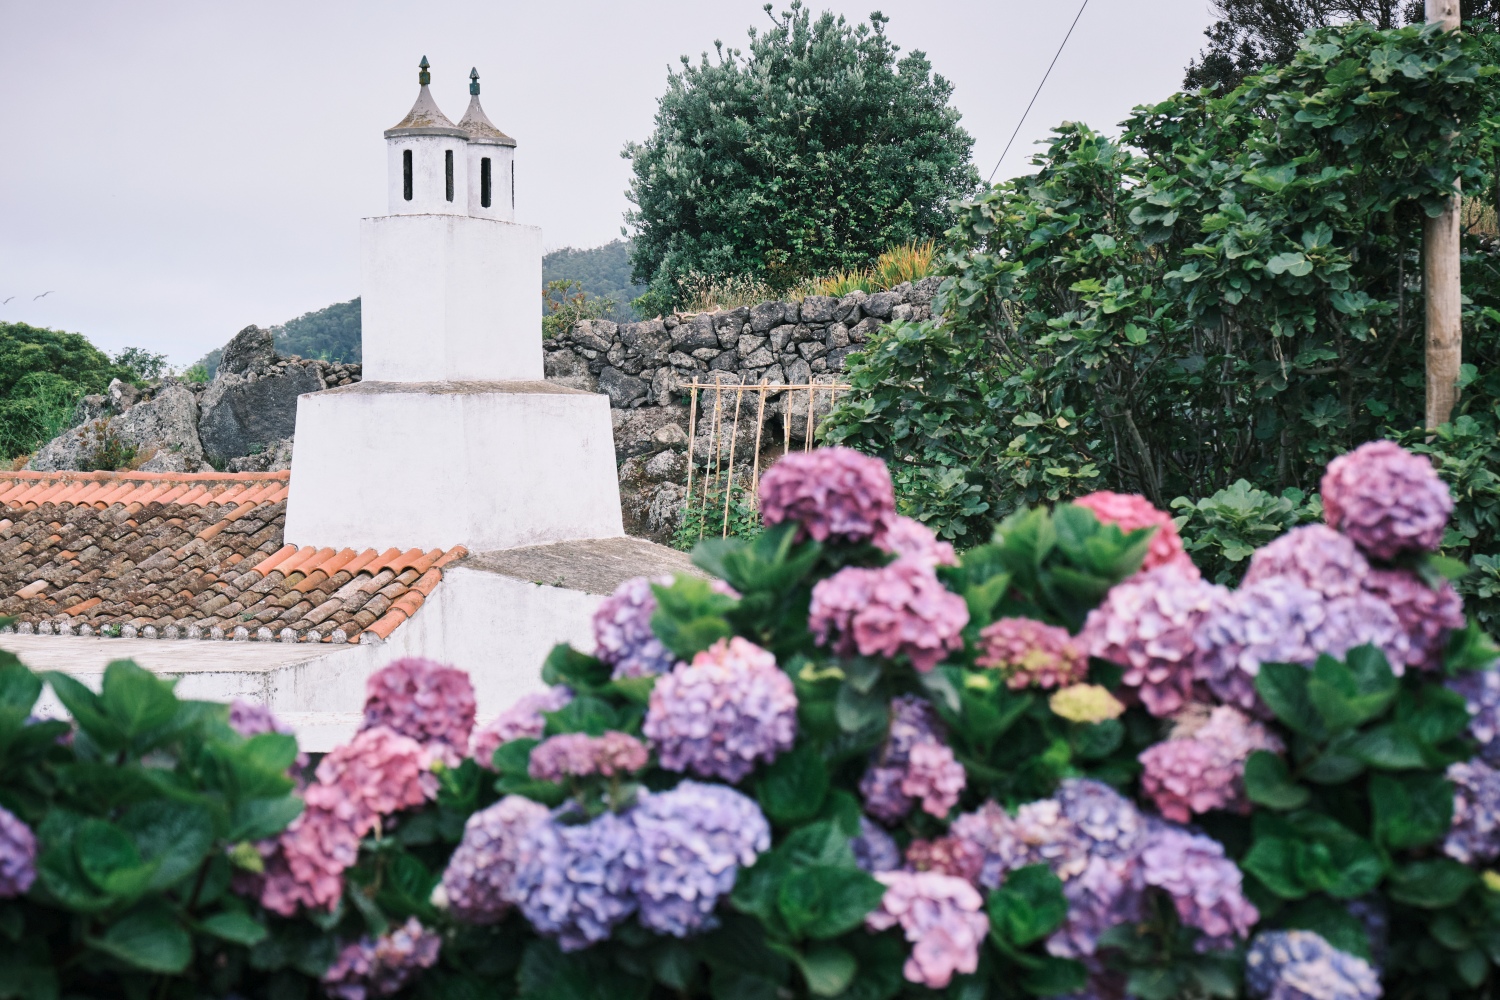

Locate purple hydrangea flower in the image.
[1444,758,1500,865]
[1056,779,1149,862]
[361,657,477,764]
[1139,706,1284,822]
[1049,855,1144,959]
[901,742,966,819]
[1079,564,1227,717]
[1449,669,1500,766]
[866,871,990,989]
[0,805,36,898]
[1365,568,1465,672]
[879,515,959,569]
[950,798,1089,889]
[887,694,944,759]
[905,835,985,884]
[851,817,902,873]
[322,917,441,1000]
[470,685,574,767]
[1309,593,1409,676]
[643,637,797,782]
[977,617,1088,690]
[1323,440,1452,561]
[1138,825,1258,945]
[511,809,642,952]
[528,731,648,782]
[593,576,677,680]
[758,446,896,545]
[632,781,770,937]
[1245,930,1382,1000]
[860,767,913,824]
[1194,576,1324,713]
[860,696,963,822]
[438,795,551,924]
[809,560,968,673]
[1243,525,1370,599]
[228,700,294,737]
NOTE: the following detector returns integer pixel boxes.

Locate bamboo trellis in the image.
[683,377,851,540]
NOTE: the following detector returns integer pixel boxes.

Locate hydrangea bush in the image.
[3,440,1500,1000]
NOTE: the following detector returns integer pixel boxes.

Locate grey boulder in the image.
[198,365,321,464]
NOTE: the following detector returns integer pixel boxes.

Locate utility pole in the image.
[1425,0,1463,430]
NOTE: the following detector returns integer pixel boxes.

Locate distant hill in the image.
[543,240,646,322]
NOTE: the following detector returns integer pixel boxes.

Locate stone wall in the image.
[542,277,941,544]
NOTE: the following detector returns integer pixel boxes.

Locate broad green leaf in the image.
[99,660,179,744]
[1387,860,1477,908]
[121,800,215,892]
[793,943,856,997]
[1022,957,1089,997]
[92,902,192,973]
[756,745,829,825]
[75,819,155,900]
[230,795,304,842]
[777,865,886,940]
[200,910,269,946]
[988,864,1068,946]
[1242,751,1310,810]
[0,661,40,713]
[1370,773,1454,849]
[1256,662,1324,737]
[540,643,612,691]
[43,672,123,751]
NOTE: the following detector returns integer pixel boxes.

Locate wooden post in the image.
[1425,0,1463,430]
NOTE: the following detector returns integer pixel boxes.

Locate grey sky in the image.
[0,1,1215,365]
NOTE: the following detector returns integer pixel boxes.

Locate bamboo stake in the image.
[750,382,768,507]
[684,384,698,517]
[700,383,723,541]
[805,385,816,451]
[722,384,745,537]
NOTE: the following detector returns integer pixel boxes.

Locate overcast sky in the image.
[0,1,1216,365]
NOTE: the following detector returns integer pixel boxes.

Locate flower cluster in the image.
[644,637,797,782]
[1079,564,1225,716]
[1049,684,1125,723]
[228,699,295,737]
[470,685,573,766]
[1243,525,1370,598]
[593,576,678,679]
[810,559,969,672]
[527,731,648,782]
[1139,706,1283,821]
[1246,930,1382,1000]
[1322,439,1452,561]
[1365,568,1465,672]
[322,917,442,1000]
[866,871,990,989]
[438,795,550,924]
[512,810,641,952]
[880,515,959,569]
[758,445,896,544]
[1444,758,1500,865]
[1072,490,1195,575]
[976,617,1087,690]
[360,657,476,764]
[1138,825,1259,943]
[905,836,985,884]
[861,696,967,822]
[851,816,902,874]
[1449,668,1500,766]
[0,805,36,898]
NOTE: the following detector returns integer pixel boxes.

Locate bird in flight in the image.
[1,297,12,305]
[34,291,54,300]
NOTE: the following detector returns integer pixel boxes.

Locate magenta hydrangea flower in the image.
[470,685,574,767]
[322,917,441,1000]
[1246,930,1381,1000]
[256,803,360,916]
[1139,706,1283,822]
[759,446,897,545]
[1194,576,1324,713]
[977,617,1087,690]
[1139,825,1258,945]
[1444,758,1500,865]
[632,781,771,937]
[1079,564,1227,716]
[810,560,968,673]
[511,809,642,951]
[880,515,959,569]
[361,657,476,764]
[643,636,797,782]
[0,805,36,898]
[592,576,678,680]
[528,731,648,782]
[905,836,985,884]
[1449,668,1500,766]
[1243,525,1370,599]
[1364,568,1465,672]
[860,696,954,823]
[901,742,966,818]
[1323,440,1452,560]
[866,871,990,989]
[1072,490,1197,575]
[438,795,550,924]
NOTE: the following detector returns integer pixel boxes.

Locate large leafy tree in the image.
[623,3,978,304]
[0,322,135,458]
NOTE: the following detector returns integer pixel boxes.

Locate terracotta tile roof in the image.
[0,471,464,645]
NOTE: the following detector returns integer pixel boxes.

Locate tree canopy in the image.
[623,2,978,307]
[0,322,135,458]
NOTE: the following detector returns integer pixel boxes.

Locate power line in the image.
[987,0,1091,184]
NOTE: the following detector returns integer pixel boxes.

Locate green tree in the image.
[623,2,978,306]
[0,322,135,459]
[543,240,646,321]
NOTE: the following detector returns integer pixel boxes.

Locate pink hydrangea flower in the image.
[527,731,648,782]
[1138,706,1283,822]
[1072,490,1197,575]
[810,560,968,672]
[901,742,966,818]
[880,516,959,569]
[866,871,990,989]
[905,836,985,884]
[1364,568,1465,672]
[758,446,897,544]
[0,806,36,898]
[361,657,476,765]
[1079,564,1227,716]
[470,685,573,767]
[860,696,954,823]
[644,637,797,782]
[1322,440,1453,560]
[977,617,1087,690]
[1243,525,1369,599]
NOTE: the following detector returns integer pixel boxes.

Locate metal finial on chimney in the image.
[470,67,480,96]
[418,56,431,86]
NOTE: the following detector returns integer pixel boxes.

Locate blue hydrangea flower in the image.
[1245,930,1381,1000]
[593,576,677,680]
[438,795,549,924]
[0,805,36,898]
[1448,669,1500,766]
[851,816,902,873]
[1445,758,1500,865]
[511,810,641,951]
[632,781,770,937]
[1055,779,1147,862]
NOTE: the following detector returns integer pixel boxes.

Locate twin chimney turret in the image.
[383,57,516,222]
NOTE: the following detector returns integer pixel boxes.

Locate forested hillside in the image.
[543,240,645,321]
